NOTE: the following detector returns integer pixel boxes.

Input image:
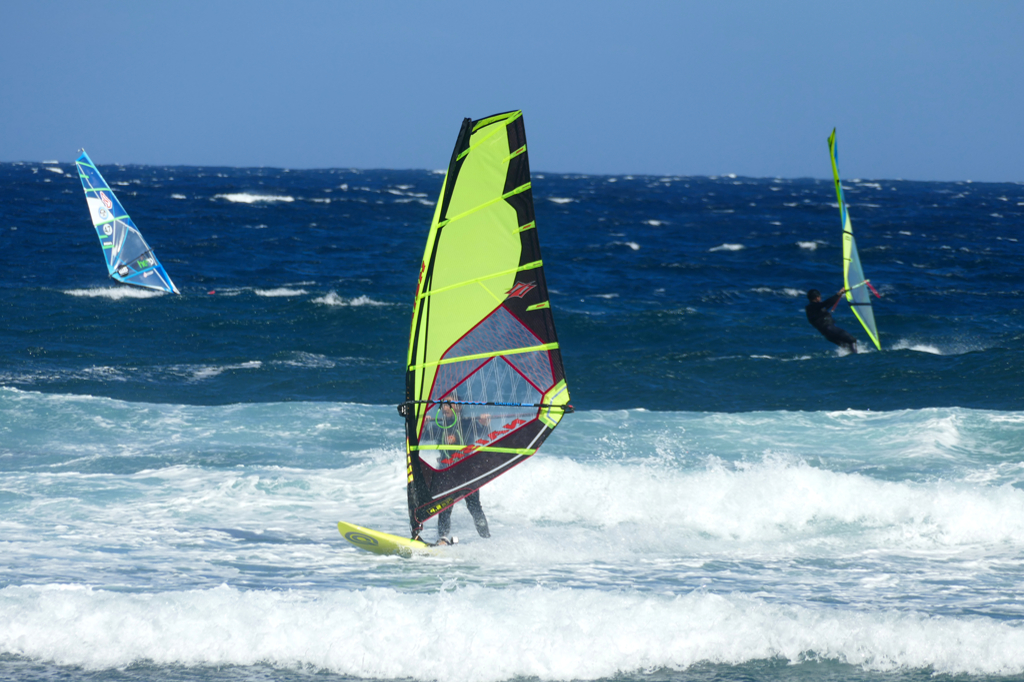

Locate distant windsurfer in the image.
[434,400,491,544]
[806,288,858,354]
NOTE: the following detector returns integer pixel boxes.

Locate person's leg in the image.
[836,328,858,354]
[824,326,858,353]
[464,491,490,538]
[437,506,452,539]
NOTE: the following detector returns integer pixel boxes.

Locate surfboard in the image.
[337,521,436,557]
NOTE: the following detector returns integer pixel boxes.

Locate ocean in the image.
[1,160,1023,682]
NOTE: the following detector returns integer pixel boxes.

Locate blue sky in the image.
[2,1,1021,181]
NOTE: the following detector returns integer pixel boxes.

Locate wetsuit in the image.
[806,293,858,353]
[434,410,491,539]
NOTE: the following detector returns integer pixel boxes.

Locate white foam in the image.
[2,583,1023,678]
[709,243,744,252]
[547,197,574,204]
[645,220,665,226]
[43,166,64,174]
[170,193,187,200]
[610,241,640,251]
[752,287,801,297]
[213,193,295,203]
[797,241,819,250]
[167,361,262,382]
[890,339,986,356]
[64,287,165,300]
[312,292,389,307]
[254,288,307,297]
[274,352,336,369]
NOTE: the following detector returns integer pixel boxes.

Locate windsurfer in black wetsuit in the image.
[805,288,858,354]
[434,400,491,544]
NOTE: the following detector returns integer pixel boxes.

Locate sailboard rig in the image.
[75,150,179,294]
[827,129,881,350]
[338,111,572,554]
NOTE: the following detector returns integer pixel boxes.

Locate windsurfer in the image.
[805,288,858,354]
[434,401,491,543]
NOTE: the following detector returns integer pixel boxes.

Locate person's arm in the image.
[822,289,845,308]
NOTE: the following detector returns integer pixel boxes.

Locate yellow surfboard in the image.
[338,521,436,557]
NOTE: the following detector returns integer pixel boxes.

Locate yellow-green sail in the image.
[828,129,881,350]
[402,111,571,537]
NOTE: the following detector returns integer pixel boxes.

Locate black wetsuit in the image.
[806,293,858,353]
[435,412,491,539]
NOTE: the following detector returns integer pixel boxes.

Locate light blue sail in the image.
[827,130,880,350]
[75,150,179,294]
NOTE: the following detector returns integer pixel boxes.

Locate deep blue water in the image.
[1,161,1024,682]
[2,162,1023,412]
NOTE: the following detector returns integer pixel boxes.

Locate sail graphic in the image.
[75,150,179,294]
[402,111,571,537]
[827,130,880,350]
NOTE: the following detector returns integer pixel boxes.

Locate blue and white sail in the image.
[75,150,179,294]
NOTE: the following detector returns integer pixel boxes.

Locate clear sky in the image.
[2,1,1021,181]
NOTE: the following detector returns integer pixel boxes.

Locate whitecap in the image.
[213,193,295,203]
[645,220,665,227]
[170,194,187,200]
[167,361,262,382]
[548,197,575,204]
[275,352,336,369]
[890,339,985,355]
[797,241,818,250]
[709,243,744,252]
[64,287,165,300]
[610,241,640,251]
[254,288,307,297]
[43,166,64,174]
[312,292,389,307]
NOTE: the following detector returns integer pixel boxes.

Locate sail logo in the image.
[103,225,113,236]
[100,192,113,210]
[98,208,109,220]
[506,281,536,299]
[444,418,528,464]
[427,497,454,516]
